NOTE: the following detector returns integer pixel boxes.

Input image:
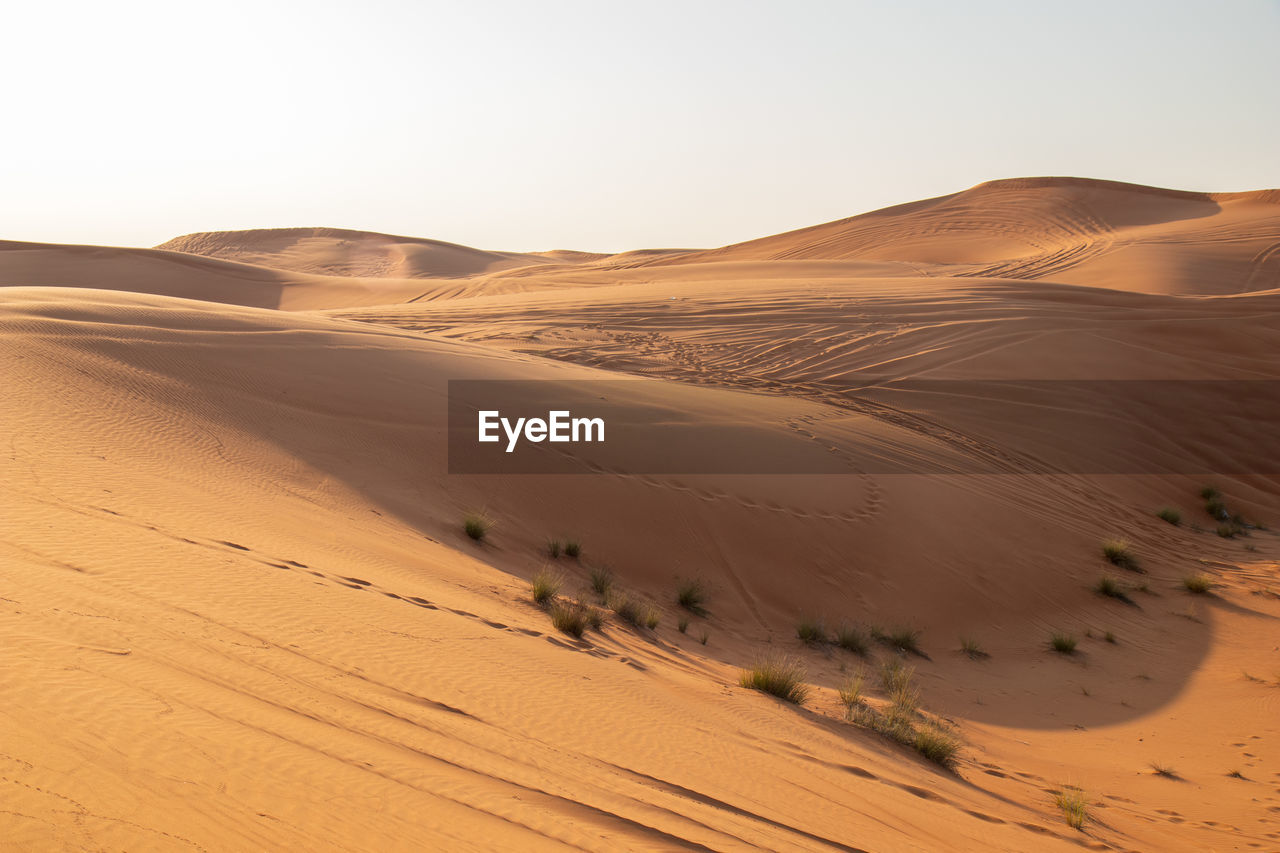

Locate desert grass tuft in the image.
[913,725,961,768]
[1102,539,1140,571]
[589,565,614,598]
[877,626,923,656]
[1227,768,1245,779]
[796,616,828,646]
[676,577,708,615]
[606,592,658,631]
[1104,631,1117,644]
[463,512,493,542]
[1055,786,1088,829]
[607,591,641,626]
[880,659,919,715]
[699,630,709,645]
[1182,573,1212,594]
[563,539,582,559]
[846,663,961,769]
[530,569,562,606]
[549,600,590,637]
[837,670,865,717]
[1049,632,1078,655]
[739,655,809,704]
[835,623,870,656]
[1198,489,1228,514]
[959,637,988,659]
[1156,507,1182,526]
[1149,761,1178,779]
[1095,575,1133,604]
[677,616,689,634]
[545,539,562,558]
[1216,521,1243,538]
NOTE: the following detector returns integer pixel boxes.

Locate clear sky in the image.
[3,0,1277,251]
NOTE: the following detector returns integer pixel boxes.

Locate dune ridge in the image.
[615,176,1280,295]
[156,226,582,280]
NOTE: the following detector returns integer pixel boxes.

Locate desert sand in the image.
[3,177,1279,851]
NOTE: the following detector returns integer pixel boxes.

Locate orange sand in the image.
[3,177,1279,851]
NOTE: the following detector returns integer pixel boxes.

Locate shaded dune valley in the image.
[4,176,1280,851]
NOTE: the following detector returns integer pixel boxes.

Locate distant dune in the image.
[4,178,1280,851]
[156,226,581,279]
[630,177,1280,295]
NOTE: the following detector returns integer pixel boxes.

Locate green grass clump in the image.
[913,725,961,768]
[676,577,708,615]
[589,565,614,597]
[545,539,562,558]
[880,660,919,715]
[959,637,988,659]
[1216,521,1244,538]
[1095,575,1132,604]
[844,663,962,769]
[530,569,562,606]
[1102,539,1139,571]
[549,601,590,637]
[1156,507,1181,526]
[1205,498,1228,520]
[1055,786,1088,829]
[1104,631,1117,644]
[1182,573,1212,594]
[607,591,658,630]
[463,512,493,542]
[607,592,641,626]
[834,623,869,656]
[563,539,582,559]
[875,626,923,655]
[740,656,809,704]
[1200,485,1221,501]
[796,617,828,646]
[1049,632,1078,655]
[837,671,865,717]
[677,616,689,633]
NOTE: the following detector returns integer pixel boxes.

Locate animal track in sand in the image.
[74,505,651,669]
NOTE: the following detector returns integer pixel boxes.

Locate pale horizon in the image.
[4,0,1277,253]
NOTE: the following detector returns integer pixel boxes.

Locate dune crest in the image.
[156,226,579,280]
[625,176,1280,295]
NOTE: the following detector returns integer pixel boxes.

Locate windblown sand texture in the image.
[3,177,1279,851]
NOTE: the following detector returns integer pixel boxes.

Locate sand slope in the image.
[0,239,453,311]
[4,178,1280,851]
[625,177,1280,295]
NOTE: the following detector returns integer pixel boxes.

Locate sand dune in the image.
[0,238,460,311]
[625,177,1280,295]
[157,227,584,280]
[4,178,1280,851]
